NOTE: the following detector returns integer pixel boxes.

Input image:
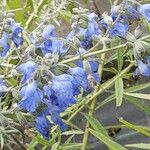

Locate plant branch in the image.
[68,61,135,121]
[59,34,150,65]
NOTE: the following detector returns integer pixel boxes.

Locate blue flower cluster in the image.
[67,13,101,49]
[0,80,7,96]
[0,20,23,57]
[18,65,93,138]
[100,3,150,37]
[134,56,150,77]
[139,4,150,22]
[0,2,150,139]
[31,24,68,55]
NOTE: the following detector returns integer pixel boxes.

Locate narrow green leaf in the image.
[103,67,118,75]
[61,130,83,135]
[83,114,108,136]
[42,146,48,150]
[125,82,150,93]
[124,95,150,116]
[89,129,127,150]
[125,32,136,42]
[27,138,38,150]
[140,40,150,54]
[115,78,124,107]
[96,82,150,110]
[117,49,123,72]
[61,143,82,150]
[0,134,4,150]
[32,0,38,14]
[124,92,150,100]
[96,94,115,110]
[34,135,52,146]
[63,120,81,130]
[51,142,59,150]
[64,135,74,144]
[143,19,150,33]
[119,118,150,137]
[59,10,73,22]
[126,143,150,149]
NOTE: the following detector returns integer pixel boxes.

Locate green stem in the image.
[25,0,45,30]
[105,124,150,131]
[59,34,150,65]
[81,52,106,150]
[137,34,150,41]
[81,97,97,150]
[60,43,127,64]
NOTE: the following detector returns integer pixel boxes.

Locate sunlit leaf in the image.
[126,143,150,149]
[124,95,150,116]
[115,77,124,107]
[83,114,108,136]
[60,143,82,150]
[89,129,127,150]
[61,130,84,135]
[51,142,59,150]
[119,118,150,137]
[124,92,150,100]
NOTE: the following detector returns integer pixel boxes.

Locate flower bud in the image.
[12,89,21,100]
[73,8,80,13]
[134,25,142,38]
[82,59,91,74]
[78,19,88,28]
[80,14,89,21]
[7,13,15,19]
[102,12,113,26]
[11,69,18,77]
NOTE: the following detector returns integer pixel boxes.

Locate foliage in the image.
[0,0,150,149]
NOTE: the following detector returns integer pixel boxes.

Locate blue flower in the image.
[68,67,88,90]
[0,80,7,91]
[75,49,101,85]
[67,28,91,49]
[11,22,23,47]
[87,13,101,37]
[43,100,67,131]
[42,24,55,39]
[0,80,7,96]
[99,19,109,30]
[40,39,53,54]
[19,81,43,112]
[138,4,150,22]
[40,25,68,54]
[40,39,68,54]
[51,79,76,108]
[67,13,101,49]
[44,76,76,111]
[111,3,139,22]
[55,74,81,96]
[91,72,101,83]
[35,101,67,138]
[134,56,150,77]
[0,32,10,57]
[75,48,99,73]
[35,109,51,139]
[17,61,37,84]
[51,111,67,131]
[136,57,150,77]
[126,5,140,20]
[146,56,150,66]
[109,22,129,37]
